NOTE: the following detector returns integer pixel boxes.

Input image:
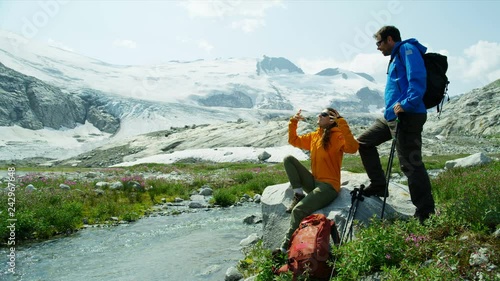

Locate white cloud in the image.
[179,0,236,18]
[47,39,74,52]
[230,18,265,33]
[180,0,283,18]
[179,0,284,32]
[459,41,500,81]
[197,39,214,53]
[113,39,137,49]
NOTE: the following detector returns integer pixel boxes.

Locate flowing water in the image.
[1,203,261,281]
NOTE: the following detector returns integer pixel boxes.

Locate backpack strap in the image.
[330,220,340,246]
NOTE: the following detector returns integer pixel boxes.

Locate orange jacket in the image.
[288,117,359,192]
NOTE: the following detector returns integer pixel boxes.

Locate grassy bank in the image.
[0,162,288,243]
[239,160,500,280]
[1,153,498,281]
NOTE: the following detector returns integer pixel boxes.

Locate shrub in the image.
[241,160,500,281]
[212,188,237,207]
[432,161,500,230]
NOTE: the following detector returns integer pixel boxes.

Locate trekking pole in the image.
[340,185,365,245]
[346,185,364,242]
[330,185,365,280]
[340,187,358,245]
[381,120,400,220]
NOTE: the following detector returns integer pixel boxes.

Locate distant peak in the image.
[315,67,375,82]
[256,56,304,75]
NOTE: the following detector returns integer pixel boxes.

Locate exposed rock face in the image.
[198,91,253,108]
[256,56,305,75]
[86,106,120,134]
[26,83,87,129]
[0,63,86,129]
[315,68,376,83]
[315,68,347,78]
[0,63,120,133]
[332,87,384,112]
[425,79,500,137]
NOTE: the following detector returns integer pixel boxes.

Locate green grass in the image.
[238,159,500,280]
[0,162,288,244]
[1,151,498,281]
[340,153,471,174]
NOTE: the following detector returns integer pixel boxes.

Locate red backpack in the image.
[275,213,339,280]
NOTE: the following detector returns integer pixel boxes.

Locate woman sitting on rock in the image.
[277,108,359,252]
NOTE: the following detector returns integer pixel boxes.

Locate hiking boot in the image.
[363,183,388,197]
[286,193,306,213]
[414,210,434,225]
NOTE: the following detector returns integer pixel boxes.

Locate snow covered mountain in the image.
[0,29,387,161]
[0,30,383,112]
[1,30,498,165]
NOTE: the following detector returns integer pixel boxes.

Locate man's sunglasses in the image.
[320,112,333,118]
[376,39,384,47]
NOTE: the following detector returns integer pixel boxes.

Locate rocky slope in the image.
[0,63,120,134]
[425,79,500,137]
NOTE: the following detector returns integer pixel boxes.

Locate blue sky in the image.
[0,0,499,96]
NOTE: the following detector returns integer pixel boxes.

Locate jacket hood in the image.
[391,38,427,58]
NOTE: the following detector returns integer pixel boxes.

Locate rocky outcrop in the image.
[425,79,500,137]
[315,68,376,83]
[256,56,304,75]
[315,68,347,78]
[0,63,86,129]
[25,83,87,129]
[0,63,120,133]
[86,106,120,134]
[198,91,253,108]
[332,87,384,112]
[260,172,415,249]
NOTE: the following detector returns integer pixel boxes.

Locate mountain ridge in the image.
[0,30,498,164]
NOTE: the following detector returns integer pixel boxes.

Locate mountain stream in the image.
[1,203,261,281]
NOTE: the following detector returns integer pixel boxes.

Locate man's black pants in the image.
[357,113,435,217]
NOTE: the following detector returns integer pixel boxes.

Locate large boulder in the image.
[261,171,416,249]
[445,152,492,169]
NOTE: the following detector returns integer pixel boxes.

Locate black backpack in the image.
[422,52,450,112]
[394,46,450,113]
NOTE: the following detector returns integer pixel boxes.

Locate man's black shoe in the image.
[286,193,306,213]
[363,184,388,197]
[414,210,434,225]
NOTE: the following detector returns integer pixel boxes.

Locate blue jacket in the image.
[384,38,427,121]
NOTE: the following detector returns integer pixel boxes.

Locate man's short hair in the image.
[374,26,402,42]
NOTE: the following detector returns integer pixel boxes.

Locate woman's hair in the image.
[321,107,338,150]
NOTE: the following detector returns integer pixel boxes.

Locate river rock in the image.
[261,171,415,249]
[225,266,243,281]
[240,233,260,247]
[243,214,262,225]
[189,202,207,209]
[199,186,213,196]
[190,194,205,201]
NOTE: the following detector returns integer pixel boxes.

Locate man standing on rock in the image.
[357,25,435,224]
